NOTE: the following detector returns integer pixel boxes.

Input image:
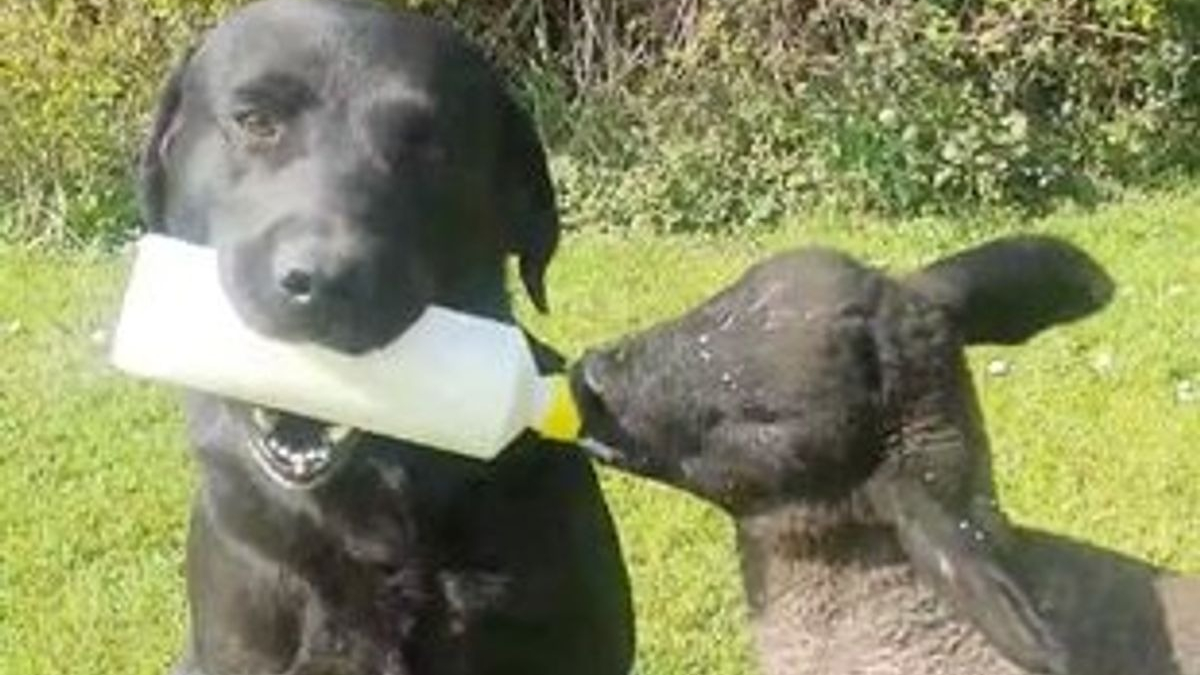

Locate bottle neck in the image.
[531,373,582,442]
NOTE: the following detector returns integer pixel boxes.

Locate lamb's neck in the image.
[734,505,1025,675]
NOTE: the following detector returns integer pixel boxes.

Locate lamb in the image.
[572,236,1200,675]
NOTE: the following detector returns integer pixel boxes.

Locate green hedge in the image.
[1,0,1197,243]
[0,0,233,244]
[550,0,1200,230]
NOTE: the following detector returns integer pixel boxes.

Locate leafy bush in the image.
[0,0,237,244]
[549,0,1200,231]
[1,0,1197,243]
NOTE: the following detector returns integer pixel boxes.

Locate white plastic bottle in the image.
[109,234,582,460]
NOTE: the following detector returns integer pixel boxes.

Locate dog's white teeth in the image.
[325,425,354,446]
[252,407,279,433]
[253,421,346,485]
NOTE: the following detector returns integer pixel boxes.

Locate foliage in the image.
[0,0,1197,242]
[0,0,235,245]
[548,0,1200,231]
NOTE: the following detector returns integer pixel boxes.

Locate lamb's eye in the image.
[234,110,282,144]
[390,123,445,166]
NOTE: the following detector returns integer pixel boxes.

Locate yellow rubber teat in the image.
[534,374,582,442]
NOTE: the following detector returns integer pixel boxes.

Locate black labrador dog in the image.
[139,1,633,673]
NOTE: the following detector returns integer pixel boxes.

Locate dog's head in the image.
[573,236,1112,674]
[140,0,558,354]
[141,0,559,487]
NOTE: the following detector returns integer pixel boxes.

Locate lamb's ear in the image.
[138,49,194,233]
[905,235,1114,345]
[495,85,559,314]
[867,473,1069,675]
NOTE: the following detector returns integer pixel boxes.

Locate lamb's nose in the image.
[581,357,607,396]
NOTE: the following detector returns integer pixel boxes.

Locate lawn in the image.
[1,188,1197,675]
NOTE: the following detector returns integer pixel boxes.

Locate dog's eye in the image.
[234,110,283,144]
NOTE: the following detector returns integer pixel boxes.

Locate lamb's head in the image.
[573,235,1112,513]
[573,235,1113,675]
[575,246,891,511]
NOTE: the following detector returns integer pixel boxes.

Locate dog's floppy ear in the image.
[905,235,1114,345]
[138,49,194,233]
[495,87,559,313]
[867,470,1068,674]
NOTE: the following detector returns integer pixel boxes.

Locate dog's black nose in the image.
[272,233,351,308]
[232,220,420,353]
[278,267,316,304]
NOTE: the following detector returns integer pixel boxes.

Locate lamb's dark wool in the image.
[575,236,1200,675]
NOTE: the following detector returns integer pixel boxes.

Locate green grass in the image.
[1,187,1198,675]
